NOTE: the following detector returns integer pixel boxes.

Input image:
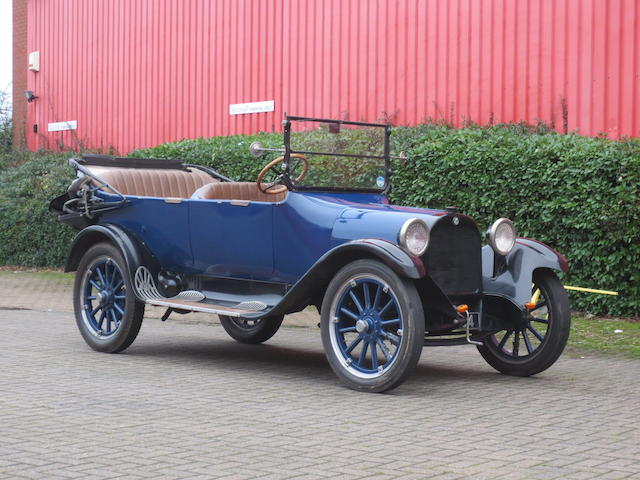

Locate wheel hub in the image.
[357,313,384,341]
[96,290,113,306]
[356,318,376,333]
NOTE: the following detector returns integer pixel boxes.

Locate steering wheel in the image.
[256,154,309,194]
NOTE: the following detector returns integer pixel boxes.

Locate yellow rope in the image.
[564,285,618,296]
[531,288,541,304]
[529,285,617,306]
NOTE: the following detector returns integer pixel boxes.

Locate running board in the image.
[134,267,268,317]
[145,298,265,317]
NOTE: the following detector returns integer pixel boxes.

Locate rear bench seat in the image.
[87,166,216,198]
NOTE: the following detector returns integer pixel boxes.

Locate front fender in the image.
[259,239,425,317]
[482,238,569,307]
[328,239,426,279]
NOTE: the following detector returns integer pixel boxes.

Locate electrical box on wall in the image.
[28,52,40,72]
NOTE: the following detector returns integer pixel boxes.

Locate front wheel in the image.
[73,242,145,353]
[477,269,570,376]
[219,315,284,344]
[321,259,425,393]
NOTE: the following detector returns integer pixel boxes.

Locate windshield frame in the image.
[282,116,392,193]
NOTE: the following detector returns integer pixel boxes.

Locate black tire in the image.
[73,242,145,353]
[219,315,284,344]
[320,259,425,393]
[477,269,570,376]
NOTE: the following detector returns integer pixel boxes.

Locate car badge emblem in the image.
[452,217,460,226]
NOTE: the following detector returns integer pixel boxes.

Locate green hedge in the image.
[388,124,639,317]
[131,133,283,181]
[0,153,76,266]
[1,124,638,316]
[134,126,640,317]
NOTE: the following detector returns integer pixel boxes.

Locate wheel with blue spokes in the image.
[73,243,144,353]
[321,259,425,392]
[477,270,570,376]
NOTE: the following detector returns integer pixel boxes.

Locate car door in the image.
[188,198,275,279]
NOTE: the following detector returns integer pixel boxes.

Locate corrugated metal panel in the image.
[26,0,640,153]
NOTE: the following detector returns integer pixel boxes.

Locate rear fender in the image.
[482,238,569,307]
[64,224,160,299]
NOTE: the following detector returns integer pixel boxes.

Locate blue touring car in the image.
[50,116,570,392]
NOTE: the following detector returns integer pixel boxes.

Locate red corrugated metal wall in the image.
[25,0,640,153]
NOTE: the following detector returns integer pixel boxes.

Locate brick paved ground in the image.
[1,308,639,480]
[0,271,316,327]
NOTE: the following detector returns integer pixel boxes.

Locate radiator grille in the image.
[424,217,482,295]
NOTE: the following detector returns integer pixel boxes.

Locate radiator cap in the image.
[445,206,459,214]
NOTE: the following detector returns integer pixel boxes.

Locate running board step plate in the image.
[146,298,264,317]
[134,267,268,317]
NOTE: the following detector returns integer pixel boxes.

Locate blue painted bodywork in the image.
[99,196,192,271]
[86,186,567,314]
[272,192,445,283]
[190,197,275,278]
[94,190,444,283]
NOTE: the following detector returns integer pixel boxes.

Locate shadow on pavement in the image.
[123,334,507,390]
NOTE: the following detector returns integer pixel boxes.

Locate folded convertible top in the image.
[79,154,186,170]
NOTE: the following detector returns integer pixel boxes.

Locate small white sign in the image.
[229,100,274,115]
[48,120,78,132]
[28,51,40,72]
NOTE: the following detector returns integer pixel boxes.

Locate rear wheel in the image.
[321,259,425,393]
[477,270,570,376]
[73,242,145,353]
[219,315,284,344]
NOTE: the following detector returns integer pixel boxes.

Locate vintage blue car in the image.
[50,116,570,392]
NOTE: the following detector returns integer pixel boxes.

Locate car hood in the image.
[300,192,475,248]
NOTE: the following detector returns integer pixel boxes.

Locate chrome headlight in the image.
[487,218,516,256]
[398,218,430,256]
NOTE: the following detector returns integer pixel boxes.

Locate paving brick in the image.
[1,309,639,480]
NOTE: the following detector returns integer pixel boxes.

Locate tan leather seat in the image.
[88,166,216,198]
[191,182,287,203]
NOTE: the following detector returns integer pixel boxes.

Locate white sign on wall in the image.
[28,51,40,72]
[48,120,78,132]
[229,100,275,115]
